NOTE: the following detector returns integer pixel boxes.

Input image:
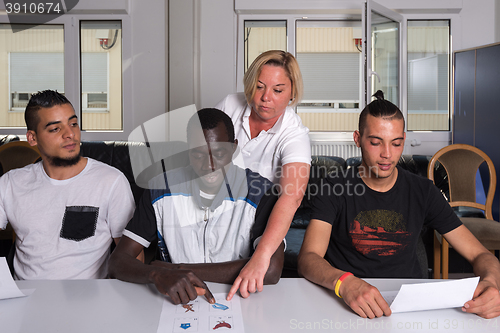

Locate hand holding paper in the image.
[381,277,479,313]
[462,279,500,319]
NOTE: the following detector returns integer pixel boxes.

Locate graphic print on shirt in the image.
[349,209,410,256]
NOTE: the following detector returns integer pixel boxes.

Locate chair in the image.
[0,141,41,244]
[428,144,500,279]
[0,141,41,176]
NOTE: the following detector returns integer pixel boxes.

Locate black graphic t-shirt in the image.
[310,166,462,278]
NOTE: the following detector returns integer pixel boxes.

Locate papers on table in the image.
[0,257,32,300]
[381,276,479,313]
[156,293,245,333]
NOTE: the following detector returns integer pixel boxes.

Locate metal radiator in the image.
[310,142,360,160]
[310,141,412,160]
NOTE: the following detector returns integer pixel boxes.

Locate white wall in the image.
[199,0,236,108]
[129,0,168,132]
[497,1,500,43]
[169,0,195,111]
[376,0,498,50]
[169,0,499,110]
[456,0,497,50]
[169,0,235,111]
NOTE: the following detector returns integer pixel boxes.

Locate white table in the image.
[1,278,498,332]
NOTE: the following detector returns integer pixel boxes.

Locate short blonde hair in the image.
[243,50,303,108]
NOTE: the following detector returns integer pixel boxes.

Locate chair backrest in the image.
[428,144,496,220]
[0,141,41,175]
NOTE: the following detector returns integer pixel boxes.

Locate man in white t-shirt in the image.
[0,90,135,280]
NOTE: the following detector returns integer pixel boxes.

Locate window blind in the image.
[296,52,360,101]
[10,52,108,94]
[10,52,64,93]
[82,53,108,93]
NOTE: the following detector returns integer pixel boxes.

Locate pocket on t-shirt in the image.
[60,206,99,241]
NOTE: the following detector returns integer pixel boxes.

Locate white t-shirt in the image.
[216,93,311,184]
[0,158,135,280]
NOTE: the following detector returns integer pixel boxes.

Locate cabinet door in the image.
[453,50,475,146]
[476,44,500,221]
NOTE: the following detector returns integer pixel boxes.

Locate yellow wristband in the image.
[334,272,353,298]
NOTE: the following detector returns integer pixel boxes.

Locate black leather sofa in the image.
[79,141,450,278]
[282,154,450,278]
[0,137,451,277]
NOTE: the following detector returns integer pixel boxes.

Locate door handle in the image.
[370,71,381,83]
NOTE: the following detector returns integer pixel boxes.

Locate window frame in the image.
[295,20,364,115]
[237,10,456,146]
[403,12,459,148]
[406,18,451,132]
[0,9,132,141]
[237,12,365,142]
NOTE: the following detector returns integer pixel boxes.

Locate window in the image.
[80,21,122,130]
[8,50,113,116]
[244,20,286,73]
[0,17,126,136]
[407,20,450,131]
[296,21,362,132]
[10,52,65,111]
[1,24,64,127]
[370,12,399,106]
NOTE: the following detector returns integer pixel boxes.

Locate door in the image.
[363,0,403,108]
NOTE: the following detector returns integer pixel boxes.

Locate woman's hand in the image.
[226,253,270,300]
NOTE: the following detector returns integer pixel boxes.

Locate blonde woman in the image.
[216,50,311,299]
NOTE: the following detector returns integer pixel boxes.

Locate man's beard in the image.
[46,152,82,167]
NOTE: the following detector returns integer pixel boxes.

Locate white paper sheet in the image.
[0,257,31,300]
[156,293,245,332]
[381,276,480,313]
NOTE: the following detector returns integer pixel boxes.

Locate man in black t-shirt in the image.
[297,90,500,319]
